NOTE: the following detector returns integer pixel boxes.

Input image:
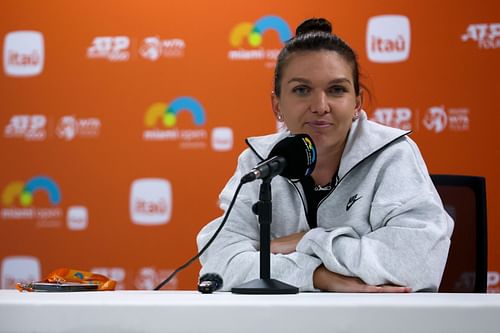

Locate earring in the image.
[277,113,284,121]
[352,111,359,121]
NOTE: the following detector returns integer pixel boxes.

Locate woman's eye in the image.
[329,86,348,94]
[292,86,310,95]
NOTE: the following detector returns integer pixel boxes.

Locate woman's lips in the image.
[307,121,332,129]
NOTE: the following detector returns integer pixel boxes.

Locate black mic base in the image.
[231,278,299,294]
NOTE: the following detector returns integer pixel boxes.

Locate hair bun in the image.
[295,18,332,36]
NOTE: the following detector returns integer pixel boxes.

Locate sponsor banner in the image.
[87,36,130,62]
[1,256,41,289]
[55,116,101,141]
[3,115,102,141]
[139,37,185,60]
[66,206,88,231]
[3,31,44,77]
[87,35,186,62]
[1,176,88,230]
[227,15,291,67]
[366,15,411,63]
[423,106,470,133]
[143,96,207,148]
[135,267,177,290]
[371,108,413,130]
[4,115,47,141]
[461,23,500,49]
[130,178,172,226]
[143,97,233,151]
[211,127,233,152]
[370,106,470,133]
[1,176,63,228]
[1,0,499,291]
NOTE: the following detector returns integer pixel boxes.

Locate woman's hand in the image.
[270,232,306,254]
[313,265,412,293]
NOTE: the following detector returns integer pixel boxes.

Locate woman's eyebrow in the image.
[287,77,352,85]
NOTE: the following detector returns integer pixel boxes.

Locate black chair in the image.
[430,174,488,293]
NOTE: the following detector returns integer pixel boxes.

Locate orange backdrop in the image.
[1,0,499,291]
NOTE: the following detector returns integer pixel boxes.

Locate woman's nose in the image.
[310,91,329,114]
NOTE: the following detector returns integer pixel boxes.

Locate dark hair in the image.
[274,18,361,97]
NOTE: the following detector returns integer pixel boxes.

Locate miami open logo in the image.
[228,15,292,64]
[1,176,64,227]
[145,96,205,128]
[143,96,208,148]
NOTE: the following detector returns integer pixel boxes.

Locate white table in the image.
[1,290,500,333]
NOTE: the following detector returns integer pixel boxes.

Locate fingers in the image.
[360,284,412,293]
[314,267,412,293]
[376,285,412,293]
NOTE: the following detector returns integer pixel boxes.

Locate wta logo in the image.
[228,15,291,63]
[144,96,205,128]
[230,15,291,48]
[2,176,61,207]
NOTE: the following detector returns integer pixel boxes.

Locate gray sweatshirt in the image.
[197,111,454,292]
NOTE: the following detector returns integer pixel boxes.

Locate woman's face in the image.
[272,51,362,154]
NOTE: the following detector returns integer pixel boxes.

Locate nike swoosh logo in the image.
[346,194,362,211]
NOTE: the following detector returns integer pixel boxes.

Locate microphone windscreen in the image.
[198,273,223,293]
[268,134,316,179]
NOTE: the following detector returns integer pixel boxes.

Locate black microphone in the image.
[241,134,317,183]
[198,273,223,294]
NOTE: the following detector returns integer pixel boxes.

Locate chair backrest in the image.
[430,174,488,293]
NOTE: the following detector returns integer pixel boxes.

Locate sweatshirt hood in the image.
[245,111,410,177]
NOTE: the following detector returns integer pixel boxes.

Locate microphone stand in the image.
[232,176,299,294]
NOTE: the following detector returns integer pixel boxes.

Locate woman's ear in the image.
[355,90,364,112]
[271,92,283,122]
[353,90,364,121]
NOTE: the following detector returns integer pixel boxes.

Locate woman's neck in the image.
[312,142,345,186]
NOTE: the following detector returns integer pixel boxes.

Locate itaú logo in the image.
[366,15,411,63]
[134,198,167,214]
[130,178,172,225]
[3,31,44,77]
[1,256,41,289]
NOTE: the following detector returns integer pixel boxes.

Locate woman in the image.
[197,18,453,292]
